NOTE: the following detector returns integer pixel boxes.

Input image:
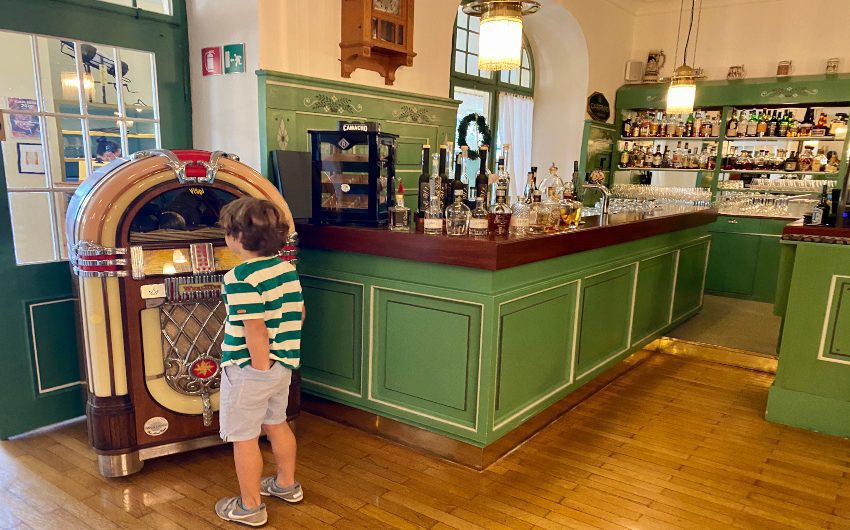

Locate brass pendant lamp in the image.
[463,1,540,71]
[667,0,698,114]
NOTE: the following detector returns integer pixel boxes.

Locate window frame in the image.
[450,8,535,165]
[0,29,162,265]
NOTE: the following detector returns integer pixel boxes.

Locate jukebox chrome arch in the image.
[66,149,297,477]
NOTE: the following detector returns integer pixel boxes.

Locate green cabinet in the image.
[705,216,788,303]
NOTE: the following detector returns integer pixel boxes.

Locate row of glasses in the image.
[749,178,829,193]
[717,192,792,216]
[611,184,712,206]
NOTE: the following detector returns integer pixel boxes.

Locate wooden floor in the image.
[4,354,850,529]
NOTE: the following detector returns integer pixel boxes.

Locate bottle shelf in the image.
[620,137,720,142]
[718,169,840,176]
[617,166,714,172]
[725,136,841,142]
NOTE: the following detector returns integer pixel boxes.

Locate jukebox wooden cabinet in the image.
[66,149,300,477]
[310,127,397,227]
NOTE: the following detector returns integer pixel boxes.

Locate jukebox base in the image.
[96,421,297,477]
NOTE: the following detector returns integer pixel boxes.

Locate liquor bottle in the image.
[707,146,717,170]
[784,151,798,172]
[827,152,841,173]
[746,110,759,137]
[423,196,444,235]
[812,185,830,225]
[711,115,721,137]
[639,114,651,137]
[652,146,662,168]
[661,146,671,168]
[438,144,449,208]
[659,115,668,137]
[685,113,694,137]
[767,110,779,137]
[568,161,580,199]
[799,108,814,137]
[451,152,468,203]
[527,192,546,234]
[523,171,536,203]
[672,141,683,168]
[692,112,702,138]
[757,110,768,137]
[509,197,530,236]
[788,113,799,137]
[469,197,489,237]
[812,113,829,137]
[540,163,565,201]
[445,189,471,236]
[726,112,739,137]
[675,117,685,137]
[475,145,489,205]
[649,112,660,137]
[488,187,512,236]
[798,147,813,172]
[417,143,431,218]
[620,142,631,167]
[778,111,789,137]
[388,182,410,231]
[813,148,827,172]
[622,117,632,137]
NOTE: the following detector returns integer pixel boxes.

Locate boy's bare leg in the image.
[263,421,296,486]
[233,438,264,508]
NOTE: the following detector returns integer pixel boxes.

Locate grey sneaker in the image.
[215,496,267,527]
[260,477,304,503]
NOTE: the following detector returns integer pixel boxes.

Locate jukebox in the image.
[66,149,300,477]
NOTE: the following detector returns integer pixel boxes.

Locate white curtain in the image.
[497,92,534,199]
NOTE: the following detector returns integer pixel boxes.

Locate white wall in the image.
[631,0,850,81]
[258,0,458,98]
[186,0,262,169]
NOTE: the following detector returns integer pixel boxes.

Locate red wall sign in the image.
[201,46,222,76]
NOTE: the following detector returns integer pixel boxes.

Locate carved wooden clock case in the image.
[340,0,416,85]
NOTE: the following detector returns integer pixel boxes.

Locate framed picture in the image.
[17,143,45,175]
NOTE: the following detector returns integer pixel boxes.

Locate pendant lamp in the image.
[463,1,540,71]
[667,0,698,114]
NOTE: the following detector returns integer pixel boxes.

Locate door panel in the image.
[706,232,759,295]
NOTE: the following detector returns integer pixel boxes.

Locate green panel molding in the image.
[300,276,363,396]
[673,241,710,321]
[632,252,676,344]
[494,282,577,426]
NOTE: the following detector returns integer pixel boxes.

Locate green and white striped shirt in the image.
[221,256,303,369]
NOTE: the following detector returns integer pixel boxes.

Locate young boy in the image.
[215,197,304,527]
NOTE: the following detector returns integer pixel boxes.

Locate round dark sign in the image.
[587,92,611,122]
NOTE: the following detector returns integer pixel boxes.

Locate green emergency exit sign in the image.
[223,43,245,74]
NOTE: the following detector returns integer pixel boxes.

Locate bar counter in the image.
[295,206,717,468]
[768,220,850,438]
[297,206,718,270]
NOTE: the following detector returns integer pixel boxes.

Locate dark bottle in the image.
[475,145,490,206]
[784,151,798,172]
[438,145,449,208]
[726,111,739,137]
[778,111,790,137]
[417,143,431,217]
[622,118,632,137]
[812,185,830,225]
[799,108,815,137]
[451,153,468,203]
[768,110,779,137]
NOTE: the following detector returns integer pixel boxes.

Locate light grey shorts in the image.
[219,362,292,442]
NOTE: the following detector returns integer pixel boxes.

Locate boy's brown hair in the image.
[219,197,288,256]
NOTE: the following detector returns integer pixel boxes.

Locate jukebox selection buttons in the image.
[190,243,215,274]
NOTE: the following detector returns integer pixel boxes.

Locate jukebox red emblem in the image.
[190,357,219,380]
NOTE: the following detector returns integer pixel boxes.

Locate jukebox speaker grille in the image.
[160,301,226,425]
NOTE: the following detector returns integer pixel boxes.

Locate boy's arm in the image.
[243,319,272,370]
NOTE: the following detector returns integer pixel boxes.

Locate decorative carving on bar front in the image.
[303,94,363,114]
[392,104,437,123]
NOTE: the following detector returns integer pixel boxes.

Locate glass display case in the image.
[578,120,616,186]
[309,129,397,226]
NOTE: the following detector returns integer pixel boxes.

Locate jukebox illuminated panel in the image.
[66,150,299,477]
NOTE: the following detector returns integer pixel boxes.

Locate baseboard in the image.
[766,384,850,439]
[648,337,777,374]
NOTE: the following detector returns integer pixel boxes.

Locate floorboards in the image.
[3,354,850,529]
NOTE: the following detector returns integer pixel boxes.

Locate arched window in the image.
[451,5,534,196]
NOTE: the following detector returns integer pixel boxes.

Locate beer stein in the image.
[777,60,793,77]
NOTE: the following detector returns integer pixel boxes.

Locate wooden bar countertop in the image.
[296,206,718,271]
[783,220,850,242]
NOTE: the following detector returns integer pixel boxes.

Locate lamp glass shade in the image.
[61,72,94,100]
[478,8,523,71]
[666,82,696,115]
